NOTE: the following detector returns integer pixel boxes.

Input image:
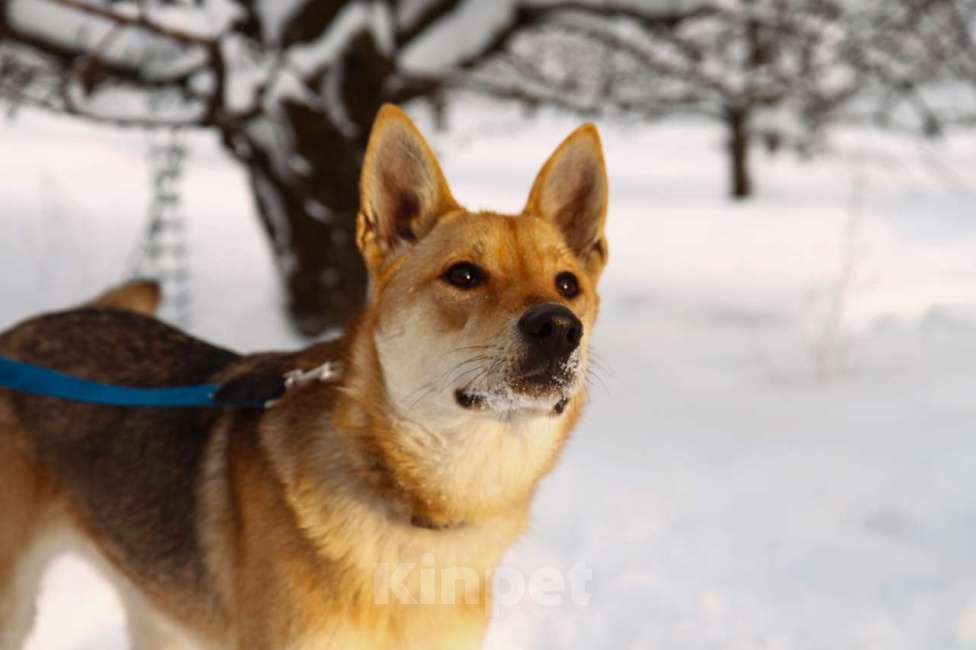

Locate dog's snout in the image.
[518,304,583,357]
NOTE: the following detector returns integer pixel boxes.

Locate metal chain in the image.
[126,128,191,326]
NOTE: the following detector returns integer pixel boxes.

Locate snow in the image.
[3,102,976,649]
[104,1,243,40]
[137,1,244,40]
[220,34,272,114]
[396,0,440,31]
[369,1,395,55]
[7,0,202,68]
[252,0,308,45]
[288,2,375,75]
[399,0,517,74]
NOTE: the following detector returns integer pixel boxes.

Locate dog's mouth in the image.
[454,389,487,410]
[453,350,581,416]
[454,383,572,416]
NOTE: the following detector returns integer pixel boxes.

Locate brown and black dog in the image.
[0,105,609,649]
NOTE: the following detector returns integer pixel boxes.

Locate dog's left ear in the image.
[357,104,458,272]
[525,124,609,279]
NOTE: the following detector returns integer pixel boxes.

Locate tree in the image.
[844,0,976,137]
[2,0,403,335]
[0,0,706,335]
[444,0,976,199]
[4,1,967,334]
[448,0,872,200]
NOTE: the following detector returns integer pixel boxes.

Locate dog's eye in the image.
[555,271,580,299]
[443,262,487,290]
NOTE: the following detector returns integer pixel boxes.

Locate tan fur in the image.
[0,400,50,650]
[88,279,163,315]
[0,105,609,649]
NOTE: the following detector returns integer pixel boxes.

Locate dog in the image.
[0,104,609,649]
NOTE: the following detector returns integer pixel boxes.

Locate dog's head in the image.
[356,105,607,432]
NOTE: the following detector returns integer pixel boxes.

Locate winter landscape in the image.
[3,0,976,648]
[3,102,976,649]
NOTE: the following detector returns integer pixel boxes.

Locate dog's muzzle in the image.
[454,304,583,414]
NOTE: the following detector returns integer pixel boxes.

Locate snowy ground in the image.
[3,104,976,649]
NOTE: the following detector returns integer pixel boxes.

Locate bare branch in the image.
[51,0,215,47]
[517,2,717,30]
[396,0,464,48]
[0,0,233,128]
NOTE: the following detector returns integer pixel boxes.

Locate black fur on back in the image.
[0,308,242,598]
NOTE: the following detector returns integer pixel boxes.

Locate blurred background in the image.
[2,0,976,648]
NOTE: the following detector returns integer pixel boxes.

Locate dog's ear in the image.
[357,104,458,271]
[524,124,609,278]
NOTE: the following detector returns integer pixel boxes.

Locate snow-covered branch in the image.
[4,0,976,333]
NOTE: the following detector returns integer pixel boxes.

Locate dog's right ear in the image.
[357,105,458,272]
[524,123,609,281]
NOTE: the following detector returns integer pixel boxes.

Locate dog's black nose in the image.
[518,304,583,358]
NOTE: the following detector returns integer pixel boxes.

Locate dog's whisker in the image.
[438,356,497,390]
[585,367,610,396]
[463,356,506,394]
[588,350,613,376]
[402,354,490,400]
[399,353,501,413]
[449,344,499,354]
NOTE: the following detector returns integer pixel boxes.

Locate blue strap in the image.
[0,355,242,408]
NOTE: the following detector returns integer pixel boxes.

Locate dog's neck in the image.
[329,310,577,531]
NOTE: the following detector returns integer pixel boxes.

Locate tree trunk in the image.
[725,107,753,200]
[227,111,365,337]
[221,32,393,337]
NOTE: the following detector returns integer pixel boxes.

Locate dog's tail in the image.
[87,279,162,316]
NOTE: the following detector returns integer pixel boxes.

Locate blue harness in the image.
[0,355,262,408]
